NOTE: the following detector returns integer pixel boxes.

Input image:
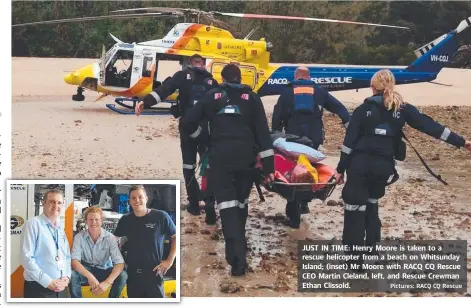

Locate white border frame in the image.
[6,179,181,303]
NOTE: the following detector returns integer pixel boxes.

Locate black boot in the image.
[342,207,367,273]
[204,199,216,225]
[231,207,249,276]
[231,258,248,276]
[186,203,201,216]
[220,206,247,275]
[183,167,201,216]
[231,265,247,276]
[284,201,301,229]
[365,200,381,247]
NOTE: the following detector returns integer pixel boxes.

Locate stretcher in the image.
[257,151,337,202]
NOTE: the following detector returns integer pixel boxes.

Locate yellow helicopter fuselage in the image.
[64,23,276,102]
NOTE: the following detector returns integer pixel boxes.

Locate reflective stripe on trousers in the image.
[345,203,366,211]
[218,199,248,211]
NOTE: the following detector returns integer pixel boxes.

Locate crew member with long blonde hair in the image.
[335,69,471,268]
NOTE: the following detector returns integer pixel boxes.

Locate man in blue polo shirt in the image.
[114,185,177,298]
[20,189,71,298]
[70,206,127,298]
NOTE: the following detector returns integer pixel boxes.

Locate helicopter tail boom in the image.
[406,16,470,73]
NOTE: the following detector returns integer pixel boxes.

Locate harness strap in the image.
[401,133,448,185]
[254,180,265,202]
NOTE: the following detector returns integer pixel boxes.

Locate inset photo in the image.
[7,180,180,302]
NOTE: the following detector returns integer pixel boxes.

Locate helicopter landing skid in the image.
[106,97,172,115]
[105,104,171,115]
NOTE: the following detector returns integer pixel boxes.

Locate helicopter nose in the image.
[64,72,76,85]
[64,64,95,86]
[64,71,82,85]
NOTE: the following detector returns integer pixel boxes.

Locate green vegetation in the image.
[11,1,471,66]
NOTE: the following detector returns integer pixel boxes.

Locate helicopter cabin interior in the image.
[103,46,135,88]
[150,53,259,90]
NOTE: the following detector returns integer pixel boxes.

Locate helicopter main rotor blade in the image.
[112,7,231,28]
[12,12,174,27]
[111,7,189,14]
[211,12,410,29]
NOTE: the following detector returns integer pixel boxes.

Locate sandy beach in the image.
[12,57,471,297]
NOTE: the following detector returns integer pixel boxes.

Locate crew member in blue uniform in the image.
[272,66,350,228]
[137,54,218,221]
[335,69,471,267]
[182,64,275,276]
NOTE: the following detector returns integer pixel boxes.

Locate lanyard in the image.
[48,225,60,261]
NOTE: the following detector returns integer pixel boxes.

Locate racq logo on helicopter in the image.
[267,77,353,85]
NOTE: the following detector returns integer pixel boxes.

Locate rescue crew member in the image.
[20,189,71,298]
[114,185,177,298]
[272,66,350,227]
[70,206,127,298]
[182,64,276,276]
[335,69,471,267]
[136,54,218,218]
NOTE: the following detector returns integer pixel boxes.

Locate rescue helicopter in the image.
[12,7,471,114]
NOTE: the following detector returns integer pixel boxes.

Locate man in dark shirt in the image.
[114,185,177,298]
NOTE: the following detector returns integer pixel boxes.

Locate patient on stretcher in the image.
[257,133,337,202]
[290,154,319,183]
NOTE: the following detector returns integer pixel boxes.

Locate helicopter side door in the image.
[141,51,157,89]
[118,48,158,97]
[209,61,258,89]
[99,46,107,87]
[128,48,144,88]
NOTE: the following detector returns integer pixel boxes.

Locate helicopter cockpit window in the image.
[105,49,134,88]
[104,46,116,66]
[142,56,153,78]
